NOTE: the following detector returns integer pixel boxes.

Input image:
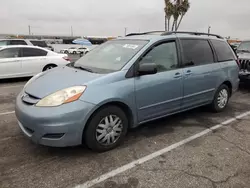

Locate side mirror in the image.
[138,63,157,76]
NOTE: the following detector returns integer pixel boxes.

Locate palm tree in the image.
[164,0,174,31]
[176,0,190,30]
[164,0,190,31]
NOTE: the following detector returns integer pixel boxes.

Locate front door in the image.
[0,47,22,79]
[180,39,218,109]
[135,40,183,123]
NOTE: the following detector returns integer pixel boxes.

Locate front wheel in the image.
[84,105,128,152]
[210,84,230,112]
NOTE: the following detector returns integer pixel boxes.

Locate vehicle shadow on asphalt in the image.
[0,77,31,84]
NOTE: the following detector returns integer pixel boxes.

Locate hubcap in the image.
[96,115,123,146]
[217,89,228,109]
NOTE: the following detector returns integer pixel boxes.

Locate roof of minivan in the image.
[120,33,226,42]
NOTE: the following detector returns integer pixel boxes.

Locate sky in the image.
[0,0,249,39]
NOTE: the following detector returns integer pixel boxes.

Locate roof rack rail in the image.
[126,31,165,37]
[161,31,224,39]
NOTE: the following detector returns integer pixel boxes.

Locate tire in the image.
[210,84,230,112]
[73,51,76,54]
[84,105,128,152]
[43,64,56,71]
[65,50,69,54]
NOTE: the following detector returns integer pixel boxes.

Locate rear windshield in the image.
[75,39,148,73]
[30,41,48,48]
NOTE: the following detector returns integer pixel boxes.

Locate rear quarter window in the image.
[211,40,235,62]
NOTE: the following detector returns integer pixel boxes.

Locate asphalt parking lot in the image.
[1,78,250,188]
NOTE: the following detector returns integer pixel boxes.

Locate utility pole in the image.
[71,26,73,36]
[208,26,211,34]
[28,25,31,35]
[124,27,127,36]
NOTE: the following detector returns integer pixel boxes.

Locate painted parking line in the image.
[75,110,250,188]
[0,111,15,116]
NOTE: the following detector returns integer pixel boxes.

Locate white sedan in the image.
[60,47,89,54]
[0,45,70,79]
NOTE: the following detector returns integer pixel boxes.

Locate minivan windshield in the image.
[74,39,148,73]
[237,41,250,52]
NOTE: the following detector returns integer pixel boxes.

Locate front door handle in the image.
[185,70,192,76]
[174,72,182,78]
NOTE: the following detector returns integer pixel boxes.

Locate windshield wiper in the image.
[74,65,93,73]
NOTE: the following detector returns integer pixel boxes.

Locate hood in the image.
[24,66,104,98]
[237,52,250,59]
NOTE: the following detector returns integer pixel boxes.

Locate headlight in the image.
[36,86,86,107]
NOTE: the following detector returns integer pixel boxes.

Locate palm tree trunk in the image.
[167,18,170,31]
[171,19,175,31]
[165,16,167,31]
[176,14,184,30]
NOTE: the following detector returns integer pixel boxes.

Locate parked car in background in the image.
[15,31,239,152]
[60,47,77,54]
[29,40,54,51]
[77,47,89,54]
[0,39,54,51]
[0,45,69,79]
[237,40,250,82]
[60,47,89,54]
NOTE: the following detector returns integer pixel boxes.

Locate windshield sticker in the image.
[123,44,139,49]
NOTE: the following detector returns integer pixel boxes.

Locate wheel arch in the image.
[221,80,232,96]
[42,63,57,71]
[85,100,135,130]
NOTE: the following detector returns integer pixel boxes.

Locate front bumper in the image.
[239,71,250,82]
[15,92,96,147]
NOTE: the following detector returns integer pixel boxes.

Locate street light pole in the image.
[124,27,127,36]
[208,26,211,34]
[28,25,31,35]
[71,26,73,36]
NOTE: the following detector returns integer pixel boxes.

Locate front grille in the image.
[239,59,250,70]
[22,93,40,105]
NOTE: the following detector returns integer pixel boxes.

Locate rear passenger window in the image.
[22,48,48,57]
[181,39,214,66]
[211,40,235,62]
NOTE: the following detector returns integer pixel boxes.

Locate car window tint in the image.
[211,40,235,62]
[22,48,48,57]
[0,48,20,58]
[9,40,27,45]
[181,39,214,66]
[30,41,48,47]
[140,41,178,72]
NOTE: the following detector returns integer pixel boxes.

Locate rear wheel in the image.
[210,84,230,112]
[43,64,56,71]
[65,50,69,54]
[84,105,128,152]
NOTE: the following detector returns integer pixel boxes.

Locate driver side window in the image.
[140,41,178,72]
